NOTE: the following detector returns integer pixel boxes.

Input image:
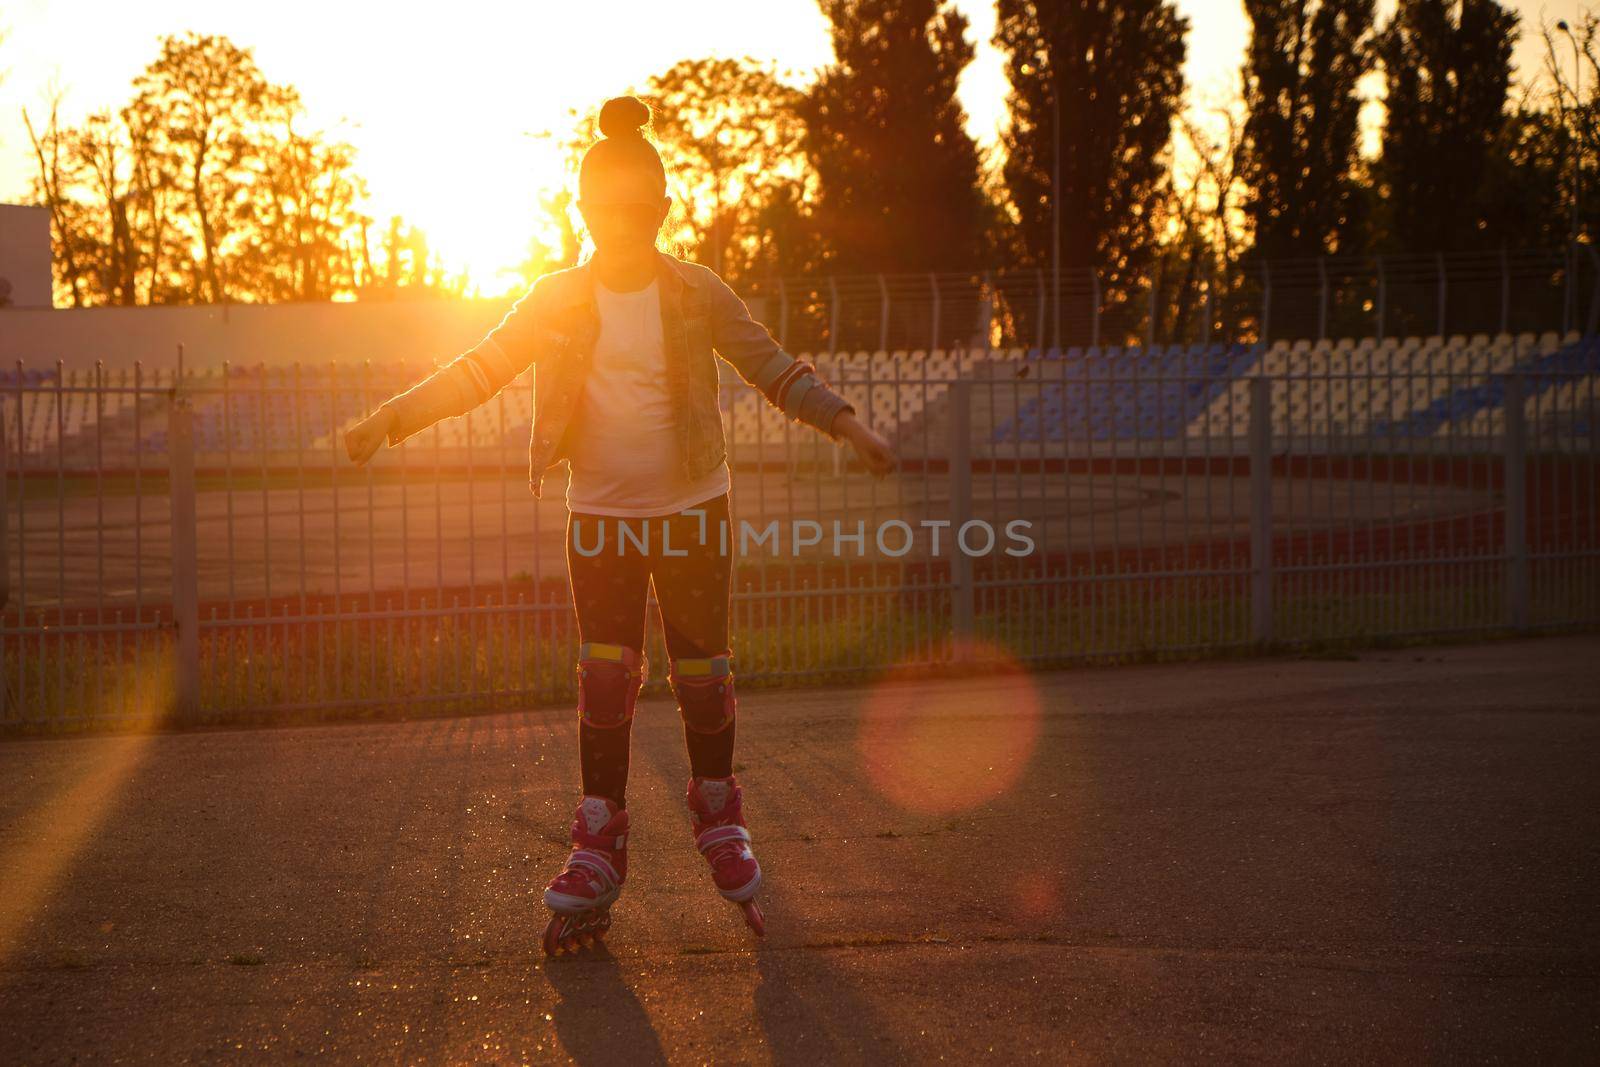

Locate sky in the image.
[0,0,1590,294]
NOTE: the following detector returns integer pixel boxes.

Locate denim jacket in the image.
[378,250,856,500]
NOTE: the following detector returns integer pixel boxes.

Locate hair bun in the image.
[598,95,651,139]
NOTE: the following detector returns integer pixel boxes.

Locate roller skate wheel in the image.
[740,899,766,937]
[544,907,614,957]
[542,915,566,957]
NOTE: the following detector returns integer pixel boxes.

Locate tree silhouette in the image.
[994,0,1189,340]
[127,33,281,303]
[1240,0,1375,260]
[24,32,448,305]
[1373,0,1519,253]
[22,100,92,307]
[797,0,989,274]
[1520,10,1600,247]
[1164,98,1253,343]
[240,118,369,301]
[642,57,817,283]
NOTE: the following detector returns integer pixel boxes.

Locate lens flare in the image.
[855,638,1042,815]
[0,655,171,964]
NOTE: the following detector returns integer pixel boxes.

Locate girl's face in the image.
[578,167,670,259]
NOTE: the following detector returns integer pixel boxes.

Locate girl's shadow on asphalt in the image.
[542,946,669,1067]
[750,874,907,1064]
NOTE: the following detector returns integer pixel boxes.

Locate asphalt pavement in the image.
[1,634,1597,1063]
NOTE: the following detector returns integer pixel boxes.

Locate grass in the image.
[4,563,1596,737]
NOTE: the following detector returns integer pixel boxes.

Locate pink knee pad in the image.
[576,642,646,728]
[669,651,736,734]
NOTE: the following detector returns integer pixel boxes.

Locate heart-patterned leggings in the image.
[564,490,735,807]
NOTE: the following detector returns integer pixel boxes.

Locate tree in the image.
[1240,0,1375,260]
[1521,10,1600,247]
[121,97,184,303]
[547,67,822,283]
[1373,0,1519,253]
[642,57,819,282]
[127,33,281,303]
[356,215,467,301]
[22,99,93,307]
[73,110,142,305]
[24,31,438,305]
[994,0,1189,338]
[505,186,583,291]
[1163,96,1253,342]
[797,0,989,274]
[241,116,370,301]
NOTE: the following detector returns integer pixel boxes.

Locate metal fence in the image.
[741,246,1600,353]
[2,341,1597,732]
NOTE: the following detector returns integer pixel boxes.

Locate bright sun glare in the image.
[355,123,575,298]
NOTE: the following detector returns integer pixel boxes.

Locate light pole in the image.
[1051,66,1061,355]
[1559,20,1582,243]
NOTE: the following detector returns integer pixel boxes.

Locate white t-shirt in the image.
[563,274,731,517]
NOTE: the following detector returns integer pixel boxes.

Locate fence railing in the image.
[739,246,1600,353]
[2,343,1596,731]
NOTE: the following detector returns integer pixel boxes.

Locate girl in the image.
[345,95,897,955]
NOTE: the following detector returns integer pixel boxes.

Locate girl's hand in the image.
[834,410,897,478]
[345,406,396,467]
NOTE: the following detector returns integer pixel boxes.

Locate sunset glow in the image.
[0,0,1589,293]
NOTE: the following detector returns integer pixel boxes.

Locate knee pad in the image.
[669,651,736,734]
[576,642,646,729]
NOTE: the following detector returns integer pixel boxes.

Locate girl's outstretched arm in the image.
[345,279,552,465]
[705,270,896,477]
[828,407,897,478]
[705,270,856,441]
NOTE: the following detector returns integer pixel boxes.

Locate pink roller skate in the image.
[542,795,628,956]
[686,776,766,936]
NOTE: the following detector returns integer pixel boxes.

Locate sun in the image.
[356,127,577,298]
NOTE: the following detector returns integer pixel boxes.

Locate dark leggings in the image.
[566,491,734,808]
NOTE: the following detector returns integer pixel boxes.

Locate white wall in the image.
[0,290,779,373]
[0,296,519,371]
[0,204,52,309]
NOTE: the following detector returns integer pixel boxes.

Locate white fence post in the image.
[1563,243,1574,337]
[0,400,8,724]
[948,379,974,660]
[877,273,889,353]
[1500,247,1510,335]
[1436,252,1448,336]
[1035,269,1046,351]
[1146,266,1158,349]
[830,351,843,478]
[1260,260,1273,345]
[1503,372,1529,631]
[828,277,841,352]
[1249,376,1274,644]
[1375,254,1387,342]
[169,389,201,724]
[1090,270,1101,349]
[977,270,994,348]
[1317,256,1329,341]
